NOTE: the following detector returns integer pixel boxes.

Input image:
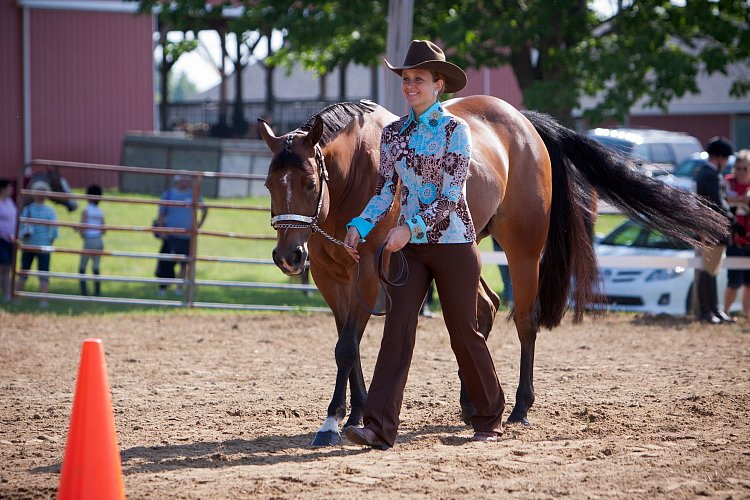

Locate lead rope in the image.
[355,243,408,317]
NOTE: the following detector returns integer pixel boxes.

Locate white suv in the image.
[587,128,703,174]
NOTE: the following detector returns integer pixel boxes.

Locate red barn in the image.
[0,0,154,188]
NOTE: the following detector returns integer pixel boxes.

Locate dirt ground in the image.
[1,309,749,499]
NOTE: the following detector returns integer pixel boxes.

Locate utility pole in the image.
[384,0,413,116]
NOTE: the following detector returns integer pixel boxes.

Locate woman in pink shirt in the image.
[0,179,18,301]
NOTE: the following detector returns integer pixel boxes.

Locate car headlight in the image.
[645,266,686,281]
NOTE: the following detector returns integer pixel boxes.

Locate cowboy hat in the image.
[384,40,467,93]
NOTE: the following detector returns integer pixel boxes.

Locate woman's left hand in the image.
[384,225,411,253]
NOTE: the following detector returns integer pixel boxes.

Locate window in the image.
[649,143,674,165]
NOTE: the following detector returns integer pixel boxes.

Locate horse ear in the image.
[306,115,324,148]
[258,119,283,154]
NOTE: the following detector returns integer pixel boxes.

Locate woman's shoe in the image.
[471,431,499,442]
[344,426,390,450]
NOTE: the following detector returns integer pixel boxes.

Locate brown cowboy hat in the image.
[384,40,467,93]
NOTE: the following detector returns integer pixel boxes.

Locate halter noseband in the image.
[269,133,330,230]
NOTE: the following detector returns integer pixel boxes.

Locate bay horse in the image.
[258,96,727,447]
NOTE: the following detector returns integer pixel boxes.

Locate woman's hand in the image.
[344,226,361,262]
[384,225,411,253]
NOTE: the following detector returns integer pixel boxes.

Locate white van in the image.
[587,128,703,174]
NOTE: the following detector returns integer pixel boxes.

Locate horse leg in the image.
[458,276,500,424]
[311,272,373,447]
[344,341,367,429]
[311,314,366,446]
[505,255,541,426]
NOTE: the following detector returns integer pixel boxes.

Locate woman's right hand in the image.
[344,227,361,262]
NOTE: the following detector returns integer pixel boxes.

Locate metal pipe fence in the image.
[12,159,327,312]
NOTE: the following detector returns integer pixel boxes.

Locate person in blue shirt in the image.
[155,175,207,296]
[16,180,58,306]
[78,184,106,296]
[342,40,504,449]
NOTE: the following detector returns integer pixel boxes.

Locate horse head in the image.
[41,167,78,212]
[259,116,329,276]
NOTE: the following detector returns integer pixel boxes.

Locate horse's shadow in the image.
[30,424,470,475]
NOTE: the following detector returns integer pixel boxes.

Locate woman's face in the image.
[401,68,441,115]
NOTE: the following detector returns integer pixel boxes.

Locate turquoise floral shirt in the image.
[348,100,475,244]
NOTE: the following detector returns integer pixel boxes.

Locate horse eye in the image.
[306,180,316,191]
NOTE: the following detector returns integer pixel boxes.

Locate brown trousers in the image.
[363,242,505,447]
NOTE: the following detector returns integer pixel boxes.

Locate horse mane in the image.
[299,99,379,146]
[270,100,379,174]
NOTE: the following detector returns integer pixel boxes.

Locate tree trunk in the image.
[339,62,348,101]
[370,66,379,103]
[217,28,229,134]
[159,29,171,131]
[319,73,328,99]
[232,35,247,137]
[263,29,276,118]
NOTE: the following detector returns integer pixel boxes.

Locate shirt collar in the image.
[400,100,445,134]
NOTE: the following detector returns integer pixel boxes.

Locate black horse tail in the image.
[522,110,729,329]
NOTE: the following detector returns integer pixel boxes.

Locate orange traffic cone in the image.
[58,338,125,500]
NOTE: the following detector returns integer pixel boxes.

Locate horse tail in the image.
[522,111,599,328]
[522,110,729,328]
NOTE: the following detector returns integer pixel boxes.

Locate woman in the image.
[724,149,750,317]
[342,40,505,449]
[0,179,17,301]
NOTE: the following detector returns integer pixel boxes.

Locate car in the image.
[593,218,738,316]
[587,127,703,174]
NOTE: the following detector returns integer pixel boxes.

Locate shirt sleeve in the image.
[347,128,400,239]
[405,120,471,243]
[48,206,58,242]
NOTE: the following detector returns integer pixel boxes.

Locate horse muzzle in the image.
[272,246,308,275]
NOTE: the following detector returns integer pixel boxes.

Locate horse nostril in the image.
[292,248,305,266]
[272,249,282,266]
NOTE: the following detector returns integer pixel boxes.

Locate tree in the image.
[169,70,199,102]
[412,0,750,125]
[271,0,387,100]
[131,0,222,130]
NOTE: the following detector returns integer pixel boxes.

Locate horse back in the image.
[446,95,552,243]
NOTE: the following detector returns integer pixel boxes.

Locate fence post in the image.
[186,175,200,307]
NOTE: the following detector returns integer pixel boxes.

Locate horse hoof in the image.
[311,430,342,447]
[506,415,531,427]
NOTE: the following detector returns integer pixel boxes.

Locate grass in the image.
[1,189,625,316]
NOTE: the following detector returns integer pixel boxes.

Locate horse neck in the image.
[321,138,378,227]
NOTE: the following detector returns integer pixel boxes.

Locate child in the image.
[78,184,105,296]
[16,180,58,307]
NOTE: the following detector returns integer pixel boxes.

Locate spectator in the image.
[694,137,739,324]
[78,185,105,296]
[0,179,17,301]
[723,149,750,317]
[16,180,58,307]
[155,175,207,296]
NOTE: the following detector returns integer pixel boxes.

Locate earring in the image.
[433,88,439,96]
